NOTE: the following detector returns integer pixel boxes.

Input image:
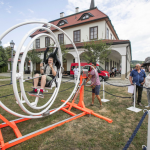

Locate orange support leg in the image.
[92,112,113,123]
[3,113,86,150]
[0,129,5,150]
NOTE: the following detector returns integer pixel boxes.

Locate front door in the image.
[36,63,40,72]
[63,58,67,72]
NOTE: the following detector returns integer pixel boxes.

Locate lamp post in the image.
[10,40,15,84]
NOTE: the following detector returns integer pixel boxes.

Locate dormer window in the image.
[57,19,68,26]
[78,13,94,21]
[39,29,45,31]
[83,14,89,19]
[59,21,64,26]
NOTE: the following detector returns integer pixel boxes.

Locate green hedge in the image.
[0,65,8,73]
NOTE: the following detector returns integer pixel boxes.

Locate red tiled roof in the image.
[33,48,47,52]
[13,52,24,56]
[30,8,109,37]
[8,58,21,62]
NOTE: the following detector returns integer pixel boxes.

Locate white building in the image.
[8,0,132,80]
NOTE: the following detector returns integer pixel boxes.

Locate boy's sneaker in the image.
[38,89,44,98]
[28,89,37,96]
[39,91,44,98]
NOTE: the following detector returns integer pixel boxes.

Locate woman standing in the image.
[111,67,114,78]
[145,67,150,108]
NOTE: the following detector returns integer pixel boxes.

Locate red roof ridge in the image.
[96,8,108,17]
[30,7,108,37]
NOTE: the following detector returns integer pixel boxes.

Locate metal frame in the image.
[147,110,150,150]
[101,79,110,102]
[0,75,113,150]
[0,21,81,119]
[127,84,142,113]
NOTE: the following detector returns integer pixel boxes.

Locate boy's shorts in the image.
[92,85,101,95]
[39,74,52,81]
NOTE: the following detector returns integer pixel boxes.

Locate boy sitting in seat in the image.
[28,57,57,97]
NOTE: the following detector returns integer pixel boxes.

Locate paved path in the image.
[0,73,131,85]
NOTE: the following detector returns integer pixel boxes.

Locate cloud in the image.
[3,42,10,47]
[5,4,12,13]
[21,45,26,52]
[18,11,25,16]
[6,8,11,13]
[23,18,48,23]
[28,9,34,13]
[3,42,27,53]
[65,0,150,61]
[0,1,4,5]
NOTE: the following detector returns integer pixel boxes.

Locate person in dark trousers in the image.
[129,64,146,106]
[111,67,114,78]
[114,66,117,77]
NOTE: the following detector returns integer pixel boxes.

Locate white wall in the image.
[106,22,116,40]
[66,53,74,71]
[33,20,108,49]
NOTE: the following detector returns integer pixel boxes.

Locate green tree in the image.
[27,49,42,77]
[4,46,15,59]
[0,46,8,69]
[81,40,111,64]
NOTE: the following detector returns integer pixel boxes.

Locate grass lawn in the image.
[0,76,10,79]
[0,80,149,150]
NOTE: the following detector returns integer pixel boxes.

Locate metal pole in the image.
[147,110,150,150]
[103,79,105,99]
[11,47,13,84]
[133,83,136,108]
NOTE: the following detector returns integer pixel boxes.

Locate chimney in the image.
[75,7,79,13]
[60,12,64,18]
[90,0,95,9]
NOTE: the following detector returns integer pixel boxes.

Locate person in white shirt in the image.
[73,65,79,84]
[145,67,150,108]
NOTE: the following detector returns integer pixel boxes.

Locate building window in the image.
[45,37,50,47]
[78,13,94,21]
[58,34,64,44]
[90,26,98,40]
[36,39,40,48]
[106,28,109,39]
[57,20,68,26]
[73,30,80,42]
[111,34,112,40]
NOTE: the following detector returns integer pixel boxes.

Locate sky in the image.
[0,0,150,61]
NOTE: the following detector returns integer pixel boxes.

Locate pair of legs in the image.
[92,93,102,106]
[74,75,78,84]
[146,89,150,107]
[34,74,46,89]
[112,72,114,78]
[132,85,143,104]
[91,85,102,106]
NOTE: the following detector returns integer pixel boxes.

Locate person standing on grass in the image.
[86,62,102,108]
[129,63,146,106]
[73,65,79,84]
[145,67,150,108]
[111,67,114,78]
[114,66,117,77]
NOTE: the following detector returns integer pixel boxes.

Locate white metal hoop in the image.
[0,21,80,118]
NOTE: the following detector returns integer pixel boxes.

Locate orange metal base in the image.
[0,75,113,150]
